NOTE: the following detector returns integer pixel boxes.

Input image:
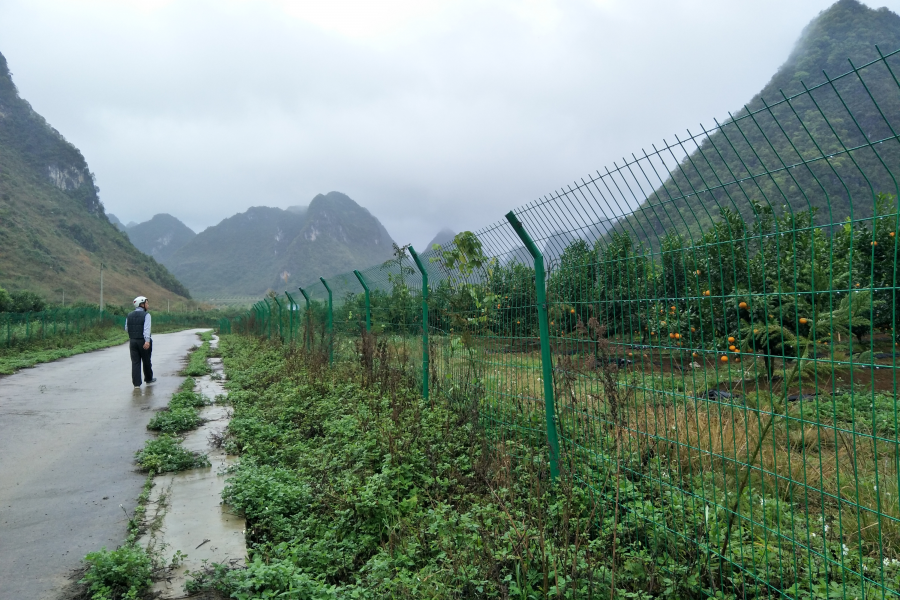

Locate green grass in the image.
[181,332,212,377]
[186,334,900,599]
[0,325,128,374]
[146,406,202,434]
[134,434,210,473]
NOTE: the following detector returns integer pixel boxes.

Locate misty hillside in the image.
[0,50,190,303]
[107,212,127,232]
[619,0,900,246]
[127,213,196,263]
[426,228,456,250]
[166,192,395,297]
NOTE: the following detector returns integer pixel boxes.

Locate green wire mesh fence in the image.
[0,307,223,348]
[229,47,900,598]
[0,307,115,348]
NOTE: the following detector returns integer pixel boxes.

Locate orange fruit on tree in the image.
[669,333,675,339]
[691,327,696,332]
[739,302,748,309]
[799,318,808,324]
[675,333,681,339]
[692,352,699,357]
[728,336,735,343]
[729,345,736,351]
[721,355,728,362]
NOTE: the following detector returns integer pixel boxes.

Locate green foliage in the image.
[8,289,46,312]
[146,406,202,434]
[79,545,153,600]
[181,337,211,376]
[0,286,11,311]
[134,434,210,473]
[194,335,900,599]
[168,389,210,410]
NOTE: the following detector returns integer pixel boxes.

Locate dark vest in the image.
[126,310,148,339]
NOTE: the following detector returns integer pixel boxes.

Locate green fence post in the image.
[409,246,429,401]
[285,292,297,345]
[25,311,31,341]
[505,211,560,480]
[253,302,263,337]
[353,270,371,332]
[298,287,311,351]
[320,277,333,364]
[272,295,284,341]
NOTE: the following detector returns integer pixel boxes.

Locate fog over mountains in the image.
[121,192,401,298]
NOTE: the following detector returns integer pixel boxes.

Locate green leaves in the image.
[134,434,209,473]
[146,406,202,434]
[79,545,153,600]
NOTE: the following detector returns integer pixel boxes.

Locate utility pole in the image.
[62,290,65,308]
[99,263,104,314]
[167,299,170,313]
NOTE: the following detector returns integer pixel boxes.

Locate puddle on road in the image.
[141,335,245,598]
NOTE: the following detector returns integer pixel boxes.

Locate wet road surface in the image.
[0,329,208,600]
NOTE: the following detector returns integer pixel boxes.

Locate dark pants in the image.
[129,338,153,386]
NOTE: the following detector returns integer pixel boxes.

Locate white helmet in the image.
[133,296,148,309]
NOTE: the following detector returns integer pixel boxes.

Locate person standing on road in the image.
[126,296,156,388]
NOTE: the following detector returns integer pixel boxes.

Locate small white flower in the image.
[824,525,830,533]
[843,544,850,556]
[811,532,816,538]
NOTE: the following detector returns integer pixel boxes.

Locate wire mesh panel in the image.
[228,47,900,599]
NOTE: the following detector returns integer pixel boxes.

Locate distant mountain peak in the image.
[164,194,395,297]
[126,213,196,264]
[426,228,457,250]
[623,0,900,245]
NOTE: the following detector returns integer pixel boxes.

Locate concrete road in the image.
[0,329,208,600]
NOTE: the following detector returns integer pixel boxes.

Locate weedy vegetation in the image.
[181,333,900,599]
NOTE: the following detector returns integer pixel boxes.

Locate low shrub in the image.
[146,406,202,434]
[168,389,210,410]
[79,545,153,600]
[134,435,210,473]
[182,342,210,376]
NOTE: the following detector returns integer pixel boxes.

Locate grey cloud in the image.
[1,0,897,252]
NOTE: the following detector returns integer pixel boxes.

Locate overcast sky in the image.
[1,0,898,250]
